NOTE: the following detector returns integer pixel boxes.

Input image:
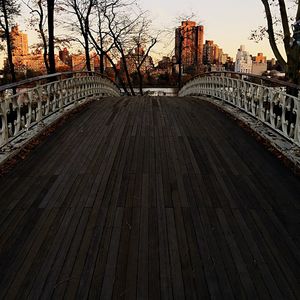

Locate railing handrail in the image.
[0,71,119,93]
[0,71,121,149]
[179,72,300,147]
[184,71,300,91]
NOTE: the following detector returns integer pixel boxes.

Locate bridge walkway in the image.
[0,96,299,299]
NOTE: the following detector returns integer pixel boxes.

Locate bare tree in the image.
[47,0,56,74]
[60,0,95,71]
[131,17,157,95]
[0,0,20,84]
[87,0,130,94]
[103,0,142,95]
[23,0,50,72]
[252,1,300,89]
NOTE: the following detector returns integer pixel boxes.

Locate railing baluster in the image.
[179,71,300,146]
[0,71,120,148]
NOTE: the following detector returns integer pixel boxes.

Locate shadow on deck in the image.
[0,96,299,299]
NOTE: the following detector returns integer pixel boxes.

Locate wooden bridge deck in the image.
[0,96,299,299]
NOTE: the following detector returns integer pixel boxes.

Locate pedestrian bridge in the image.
[0,72,299,299]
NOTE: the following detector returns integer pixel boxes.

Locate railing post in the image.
[295,94,300,143]
[221,73,225,104]
[36,82,44,123]
[0,92,9,145]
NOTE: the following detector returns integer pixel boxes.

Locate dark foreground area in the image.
[0,96,299,299]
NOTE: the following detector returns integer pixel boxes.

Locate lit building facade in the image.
[119,47,154,74]
[252,53,267,75]
[175,21,204,73]
[11,25,28,56]
[234,45,252,73]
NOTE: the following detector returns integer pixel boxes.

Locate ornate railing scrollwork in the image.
[0,71,120,148]
[179,72,300,146]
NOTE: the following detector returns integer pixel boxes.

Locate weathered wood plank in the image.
[0,96,299,300]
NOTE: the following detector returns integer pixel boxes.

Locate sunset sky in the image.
[140,0,283,59]
[0,0,288,67]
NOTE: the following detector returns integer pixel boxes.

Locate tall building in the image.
[119,47,154,74]
[8,26,70,74]
[234,45,252,73]
[252,52,267,75]
[59,48,72,66]
[175,21,204,73]
[11,25,28,56]
[203,40,224,66]
[253,52,266,63]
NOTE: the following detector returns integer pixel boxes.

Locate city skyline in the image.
[0,0,287,68]
[139,0,284,59]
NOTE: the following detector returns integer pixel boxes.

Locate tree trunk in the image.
[37,0,50,73]
[100,52,105,74]
[84,35,91,71]
[106,54,129,95]
[286,46,300,96]
[137,68,143,95]
[2,0,16,86]
[121,52,135,96]
[41,30,50,73]
[178,34,183,89]
[47,0,56,74]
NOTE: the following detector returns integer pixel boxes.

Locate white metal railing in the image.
[179,72,300,146]
[0,72,120,148]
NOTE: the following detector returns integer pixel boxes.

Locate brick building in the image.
[175,21,204,73]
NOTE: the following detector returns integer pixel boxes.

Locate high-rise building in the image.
[234,45,252,73]
[11,25,28,56]
[203,40,214,65]
[175,21,204,73]
[203,40,223,65]
[252,52,267,75]
[59,48,72,66]
[253,53,267,63]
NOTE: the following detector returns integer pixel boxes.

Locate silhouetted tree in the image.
[131,17,157,95]
[0,0,20,84]
[61,0,95,71]
[47,0,56,74]
[104,0,140,95]
[23,0,50,72]
[252,1,300,90]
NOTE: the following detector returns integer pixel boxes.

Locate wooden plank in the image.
[181,207,210,299]
[136,175,149,300]
[223,208,270,298]
[111,208,132,299]
[166,208,185,300]
[124,207,140,300]
[233,209,283,299]
[173,206,198,299]
[0,208,60,299]
[156,174,173,300]
[216,208,258,299]
[148,207,160,300]
[0,96,300,300]
[250,210,300,299]
[99,208,124,300]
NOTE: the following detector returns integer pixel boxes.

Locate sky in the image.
[0,0,286,68]
[140,0,282,59]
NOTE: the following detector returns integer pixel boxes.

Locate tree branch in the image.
[296,0,300,20]
[278,0,291,51]
[261,0,287,68]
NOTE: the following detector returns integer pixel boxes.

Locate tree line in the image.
[0,0,159,95]
[0,0,300,92]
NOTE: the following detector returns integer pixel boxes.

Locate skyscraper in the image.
[203,40,222,65]
[175,21,204,73]
[234,45,252,73]
[11,25,28,56]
